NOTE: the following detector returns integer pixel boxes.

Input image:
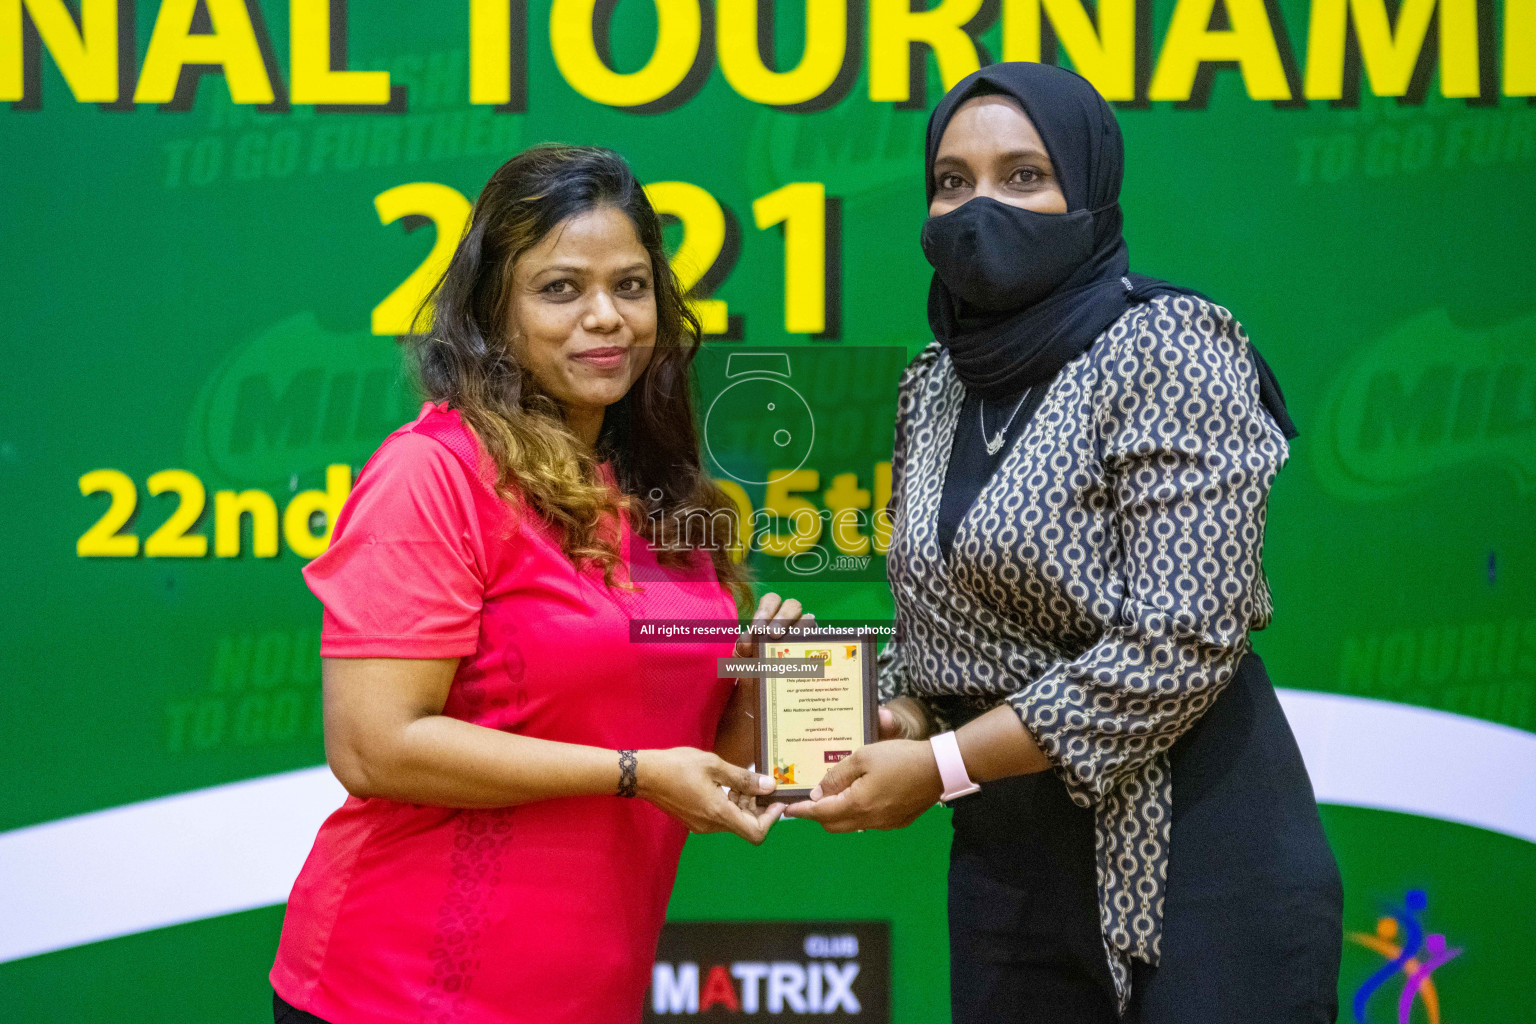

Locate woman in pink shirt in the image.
[270,145,808,1024]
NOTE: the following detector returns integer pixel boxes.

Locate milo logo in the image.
[185,313,420,485]
[1313,309,1536,500]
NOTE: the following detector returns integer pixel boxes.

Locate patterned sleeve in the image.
[1008,296,1289,804]
[878,342,949,734]
[877,359,917,705]
[875,639,908,704]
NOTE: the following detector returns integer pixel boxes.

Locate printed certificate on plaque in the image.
[757,633,878,803]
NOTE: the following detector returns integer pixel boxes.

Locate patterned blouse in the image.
[877,294,1289,1008]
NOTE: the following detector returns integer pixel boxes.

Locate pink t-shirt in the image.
[271,400,739,1024]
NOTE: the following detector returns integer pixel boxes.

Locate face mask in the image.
[920,195,1095,312]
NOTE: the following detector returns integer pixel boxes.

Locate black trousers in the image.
[273,991,331,1024]
[945,653,1344,1024]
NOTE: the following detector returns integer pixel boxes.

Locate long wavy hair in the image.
[408,144,752,613]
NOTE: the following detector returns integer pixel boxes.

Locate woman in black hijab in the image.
[786,63,1343,1022]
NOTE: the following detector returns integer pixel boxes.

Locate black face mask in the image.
[917,64,1296,437]
[920,196,1095,312]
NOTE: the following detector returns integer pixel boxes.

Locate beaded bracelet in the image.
[617,749,638,798]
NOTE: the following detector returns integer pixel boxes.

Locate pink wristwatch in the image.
[929,730,981,804]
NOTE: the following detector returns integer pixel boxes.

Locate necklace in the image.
[980,389,1032,455]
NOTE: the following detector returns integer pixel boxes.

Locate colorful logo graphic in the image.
[1349,890,1463,1024]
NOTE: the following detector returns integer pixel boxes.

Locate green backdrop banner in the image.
[3,1,1534,1021]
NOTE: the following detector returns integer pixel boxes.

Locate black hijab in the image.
[922,62,1297,439]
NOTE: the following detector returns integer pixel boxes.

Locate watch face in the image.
[703,375,816,485]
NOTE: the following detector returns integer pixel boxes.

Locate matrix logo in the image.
[1313,309,1536,500]
[1349,889,1463,1024]
[646,922,889,1020]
